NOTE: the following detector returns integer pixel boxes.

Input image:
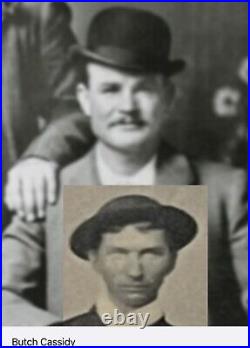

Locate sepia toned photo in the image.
[2,2,247,332]
[62,186,208,326]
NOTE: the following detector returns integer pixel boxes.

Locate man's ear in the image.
[87,250,100,272]
[87,250,97,262]
[164,251,177,277]
[76,83,91,116]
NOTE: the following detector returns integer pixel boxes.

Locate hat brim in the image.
[71,45,185,77]
[70,205,197,260]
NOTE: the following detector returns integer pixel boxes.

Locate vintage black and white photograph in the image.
[62,186,208,327]
[2,1,247,332]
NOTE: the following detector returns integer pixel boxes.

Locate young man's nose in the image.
[126,254,143,279]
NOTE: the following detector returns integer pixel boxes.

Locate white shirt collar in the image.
[96,144,157,185]
[96,289,164,327]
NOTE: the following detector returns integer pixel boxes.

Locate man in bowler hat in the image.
[3,7,247,326]
[62,195,197,326]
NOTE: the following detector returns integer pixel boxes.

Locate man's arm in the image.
[3,217,59,326]
[226,169,248,311]
[24,2,94,164]
[5,3,95,220]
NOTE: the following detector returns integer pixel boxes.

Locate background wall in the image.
[68,2,247,160]
[63,186,208,326]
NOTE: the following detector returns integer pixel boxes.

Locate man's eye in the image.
[136,83,153,93]
[142,250,165,257]
[100,85,120,94]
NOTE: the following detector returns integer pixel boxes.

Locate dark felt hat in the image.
[71,195,197,260]
[72,7,185,76]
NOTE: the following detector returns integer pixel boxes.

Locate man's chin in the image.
[104,137,149,154]
[121,293,155,309]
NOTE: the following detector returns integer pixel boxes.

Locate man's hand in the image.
[5,158,59,222]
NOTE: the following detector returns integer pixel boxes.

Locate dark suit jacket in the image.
[58,307,172,326]
[3,145,248,326]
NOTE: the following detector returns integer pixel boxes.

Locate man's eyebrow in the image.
[141,247,167,254]
[136,74,162,85]
[107,246,128,253]
[106,246,167,254]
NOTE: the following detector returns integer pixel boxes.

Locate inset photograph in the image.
[63,185,207,326]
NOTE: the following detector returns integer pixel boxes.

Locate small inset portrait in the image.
[62,186,207,327]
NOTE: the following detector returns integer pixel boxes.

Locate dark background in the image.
[68,2,248,160]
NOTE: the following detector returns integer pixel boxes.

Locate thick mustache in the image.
[109,113,145,127]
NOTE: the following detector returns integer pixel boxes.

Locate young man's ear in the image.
[87,250,97,262]
[87,250,101,273]
[76,83,91,116]
[164,251,177,277]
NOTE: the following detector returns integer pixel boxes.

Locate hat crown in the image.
[70,194,197,260]
[73,7,185,75]
[88,7,171,59]
[97,194,161,216]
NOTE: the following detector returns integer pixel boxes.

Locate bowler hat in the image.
[72,7,185,76]
[71,195,197,260]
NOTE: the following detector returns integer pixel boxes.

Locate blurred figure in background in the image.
[3,2,94,227]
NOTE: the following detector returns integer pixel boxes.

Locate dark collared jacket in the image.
[58,307,172,326]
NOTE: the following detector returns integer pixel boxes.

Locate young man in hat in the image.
[61,195,197,326]
[3,7,247,326]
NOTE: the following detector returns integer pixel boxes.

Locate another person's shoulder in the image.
[194,159,247,191]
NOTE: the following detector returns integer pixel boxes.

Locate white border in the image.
[2,326,248,346]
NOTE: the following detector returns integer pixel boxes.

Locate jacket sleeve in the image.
[226,169,248,311]
[2,217,59,326]
[23,2,94,166]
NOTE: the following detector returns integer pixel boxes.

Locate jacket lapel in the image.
[156,151,196,185]
[64,147,101,185]
[66,145,196,186]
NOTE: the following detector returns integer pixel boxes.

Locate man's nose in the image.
[119,90,137,113]
[127,254,143,279]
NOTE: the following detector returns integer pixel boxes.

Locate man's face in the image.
[77,63,173,153]
[89,223,176,309]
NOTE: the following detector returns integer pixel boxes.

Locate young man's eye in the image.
[108,248,128,256]
[142,249,165,257]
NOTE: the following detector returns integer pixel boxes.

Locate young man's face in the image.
[88,223,176,310]
[77,63,174,154]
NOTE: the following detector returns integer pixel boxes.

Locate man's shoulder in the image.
[61,149,97,185]
[157,144,246,187]
[194,159,247,186]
